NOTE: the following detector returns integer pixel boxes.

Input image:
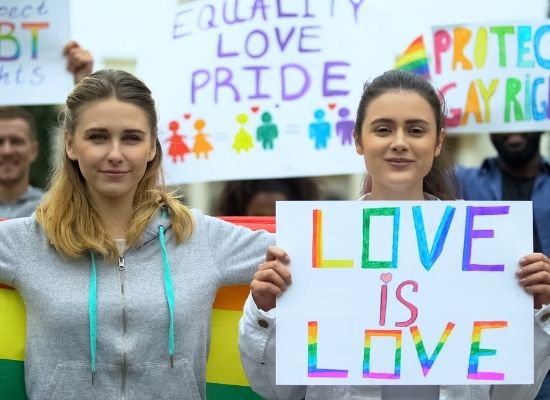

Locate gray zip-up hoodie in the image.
[0,209,274,400]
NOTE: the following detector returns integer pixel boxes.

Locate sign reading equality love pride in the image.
[0,0,72,105]
[137,1,394,184]
[396,20,550,133]
[276,201,533,385]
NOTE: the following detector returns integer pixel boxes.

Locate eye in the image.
[123,134,143,143]
[374,126,392,135]
[408,126,425,136]
[88,133,107,141]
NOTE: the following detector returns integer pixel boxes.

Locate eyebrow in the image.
[83,128,147,135]
[369,118,430,125]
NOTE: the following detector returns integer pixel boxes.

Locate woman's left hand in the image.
[517,253,550,309]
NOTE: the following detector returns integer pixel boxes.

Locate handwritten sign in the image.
[137,1,394,184]
[0,0,71,105]
[396,21,550,133]
[276,201,533,385]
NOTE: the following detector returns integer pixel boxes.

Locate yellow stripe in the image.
[207,309,249,386]
[0,288,26,361]
[395,49,428,68]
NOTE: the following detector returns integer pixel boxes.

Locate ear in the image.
[353,129,364,155]
[29,140,39,163]
[434,128,445,157]
[65,134,78,161]
[147,140,157,162]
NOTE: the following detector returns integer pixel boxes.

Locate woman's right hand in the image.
[251,245,291,312]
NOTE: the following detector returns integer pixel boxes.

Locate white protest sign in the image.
[394,20,550,133]
[137,1,393,184]
[276,201,533,385]
[0,0,72,105]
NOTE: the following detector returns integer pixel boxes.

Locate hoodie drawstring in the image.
[89,252,97,384]
[159,212,176,368]
[87,210,176,384]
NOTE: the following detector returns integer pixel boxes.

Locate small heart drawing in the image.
[328,103,337,110]
[183,113,191,120]
[380,272,393,284]
[251,106,260,113]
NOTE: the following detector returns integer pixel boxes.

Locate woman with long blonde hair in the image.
[0,69,273,400]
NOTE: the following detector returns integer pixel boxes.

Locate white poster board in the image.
[0,0,72,105]
[276,201,533,385]
[137,1,393,184]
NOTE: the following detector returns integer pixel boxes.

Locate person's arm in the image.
[63,41,93,84]
[0,219,31,286]
[239,294,306,400]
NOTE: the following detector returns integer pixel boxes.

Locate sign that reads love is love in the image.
[137,0,393,184]
[276,201,533,385]
[396,21,550,133]
[0,0,72,105]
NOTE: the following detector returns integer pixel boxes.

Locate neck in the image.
[0,178,30,203]
[498,154,541,179]
[369,182,425,201]
[91,196,134,239]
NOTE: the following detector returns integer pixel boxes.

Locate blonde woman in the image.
[0,69,273,400]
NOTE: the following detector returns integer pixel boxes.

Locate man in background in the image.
[0,42,93,219]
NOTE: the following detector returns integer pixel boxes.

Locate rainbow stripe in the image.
[363,329,402,379]
[307,321,348,378]
[362,208,400,269]
[410,322,455,376]
[312,210,353,268]
[467,321,507,380]
[395,35,431,79]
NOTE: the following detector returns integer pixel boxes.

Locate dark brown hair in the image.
[0,106,37,140]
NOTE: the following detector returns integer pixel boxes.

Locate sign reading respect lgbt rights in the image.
[137,0,393,184]
[0,0,72,105]
[396,20,550,133]
[276,201,533,385]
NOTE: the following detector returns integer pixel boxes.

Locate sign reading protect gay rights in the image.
[0,0,71,105]
[276,201,533,385]
[137,1,394,184]
[396,21,550,133]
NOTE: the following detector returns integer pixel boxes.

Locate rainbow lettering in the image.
[362,208,400,269]
[410,322,456,376]
[308,321,348,377]
[363,329,402,379]
[467,321,508,380]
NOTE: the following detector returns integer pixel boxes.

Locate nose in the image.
[390,130,409,152]
[0,140,14,154]
[107,141,124,163]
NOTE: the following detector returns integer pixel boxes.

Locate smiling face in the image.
[353,90,444,200]
[65,97,156,207]
[0,117,37,186]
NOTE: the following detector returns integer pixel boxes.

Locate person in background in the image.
[239,70,550,400]
[216,177,321,217]
[456,130,550,400]
[0,41,93,218]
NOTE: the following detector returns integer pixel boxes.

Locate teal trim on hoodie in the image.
[0,209,274,400]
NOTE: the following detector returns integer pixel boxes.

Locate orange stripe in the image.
[212,285,250,311]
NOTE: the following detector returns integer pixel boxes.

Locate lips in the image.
[385,158,413,166]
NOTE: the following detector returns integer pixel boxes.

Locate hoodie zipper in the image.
[118,254,128,400]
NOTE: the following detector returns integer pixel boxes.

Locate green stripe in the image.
[0,360,262,400]
[206,382,263,399]
[0,359,27,400]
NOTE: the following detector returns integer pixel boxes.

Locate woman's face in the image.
[353,90,444,198]
[65,97,156,207]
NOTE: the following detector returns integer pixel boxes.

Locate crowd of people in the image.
[1,40,549,400]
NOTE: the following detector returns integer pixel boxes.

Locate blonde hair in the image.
[36,70,194,262]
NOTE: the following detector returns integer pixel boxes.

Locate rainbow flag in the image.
[0,217,275,400]
[395,35,431,79]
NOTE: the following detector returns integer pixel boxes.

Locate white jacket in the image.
[239,295,550,400]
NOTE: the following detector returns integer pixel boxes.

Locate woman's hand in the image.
[250,246,291,312]
[517,253,550,309]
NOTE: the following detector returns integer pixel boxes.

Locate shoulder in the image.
[0,216,41,248]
